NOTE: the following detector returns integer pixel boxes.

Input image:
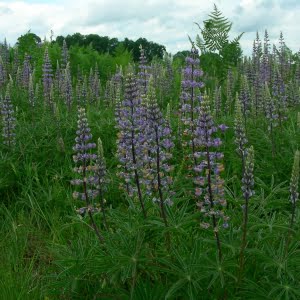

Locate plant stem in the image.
[238,194,249,284]
[155,126,168,227]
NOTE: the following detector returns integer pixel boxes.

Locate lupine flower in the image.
[114,88,130,194]
[234,93,248,165]
[49,83,55,110]
[164,54,174,98]
[77,65,83,85]
[28,73,35,107]
[179,46,204,167]
[1,38,9,67]
[144,78,174,225]
[42,48,53,107]
[63,62,72,111]
[54,60,62,96]
[239,75,251,119]
[264,82,277,128]
[193,94,228,260]
[90,63,101,104]
[61,39,69,69]
[35,82,40,103]
[194,95,228,227]
[261,29,271,84]
[1,87,16,148]
[151,61,163,92]
[104,79,113,106]
[264,82,277,156]
[76,82,81,105]
[252,31,262,74]
[138,45,151,96]
[16,66,22,87]
[242,146,255,200]
[278,31,288,80]
[115,73,148,218]
[166,103,171,128]
[95,137,109,228]
[22,54,31,89]
[243,57,254,89]
[286,80,299,107]
[12,48,20,80]
[239,145,254,282]
[80,76,88,106]
[0,56,7,88]
[289,150,299,228]
[252,71,263,116]
[72,107,104,242]
[112,68,123,105]
[272,64,287,128]
[105,71,122,107]
[225,68,234,115]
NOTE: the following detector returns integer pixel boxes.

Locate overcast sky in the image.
[0,0,299,56]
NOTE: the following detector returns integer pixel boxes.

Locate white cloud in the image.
[0,0,299,56]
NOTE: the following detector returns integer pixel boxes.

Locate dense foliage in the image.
[1,5,300,300]
[56,33,166,62]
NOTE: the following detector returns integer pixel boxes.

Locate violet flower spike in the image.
[42,48,53,108]
[194,94,228,261]
[1,87,16,148]
[115,73,148,218]
[145,77,175,226]
[72,107,104,242]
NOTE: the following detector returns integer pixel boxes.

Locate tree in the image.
[16,31,41,58]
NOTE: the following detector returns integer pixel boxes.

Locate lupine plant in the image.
[94,137,108,229]
[138,45,151,96]
[42,48,53,108]
[63,63,72,111]
[28,73,35,108]
[234,93,248,167]
[238,145,254,283]
[61,39,69,69]
[0,56,7,88]
[194,94,228,260]
[272,64,287,128]
[239,74,251,123]
[116,73,148,218]
[264,82,277,156]
[180,46,204,167]
[22,54,31,89]
[145,78,174,226]
[71,107,104,242]
[1,87,16,148]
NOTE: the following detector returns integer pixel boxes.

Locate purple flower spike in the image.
[72,107,105,242]
[1,87,16,148]
[115,73,148,218]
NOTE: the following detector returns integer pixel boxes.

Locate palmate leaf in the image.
[157,240,206,299]
[268,281,300,300]
[131,280,167,300]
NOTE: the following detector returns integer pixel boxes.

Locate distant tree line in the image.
[55,33,166,62]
